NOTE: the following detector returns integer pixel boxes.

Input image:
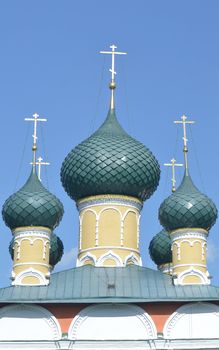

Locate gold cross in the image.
[174,115,195,174]
[25,113,47,165]
[100,45,127,109]
[164,158,183,192]
[30,156,50,182]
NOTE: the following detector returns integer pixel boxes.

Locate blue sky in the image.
[0,1,219,286]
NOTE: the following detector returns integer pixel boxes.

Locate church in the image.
[0,45,219,350]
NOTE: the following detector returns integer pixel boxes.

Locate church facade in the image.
[0,45,219,349]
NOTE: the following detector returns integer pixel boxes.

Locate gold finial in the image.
[174,115,195,175]
[25,113,47,172]
[100,44,127,109]
[30,156,50,182]
[164,158,183,192]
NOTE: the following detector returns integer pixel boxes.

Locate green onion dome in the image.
[149,229,172,266]
[61,108,160,201]
[159,172,217,232]
[49,233,64,266]
[2,170,64,230]
[9,233,64,267]
[8,237,14,259]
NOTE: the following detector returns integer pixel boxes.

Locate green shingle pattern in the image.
[61,108,160,201]
[159,172,217,231]
[0,265,219,303]
[49,233,64,266]
[9,233,64,267]
[2,170,64,230]
[149,229,172,265]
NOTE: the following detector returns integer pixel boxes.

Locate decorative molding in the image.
[174,263,207,268]
[137,215,141,249]
[171,230,207,242]
[164,302,219,339]
[2,338,219,349]
[14,237,50,260]
[68,304,156,340]
[173,267,210,285]
[96,250,123,267]
[79,203,140,252]
[77,195,142,212]
[14,230,50,239]
[124,253,141,266]
[172,241,181,260]
[0,304,61,341]
[77,253,97,267]
[13,262,49,268]
[12,268,50,286]
[79,246,140,254]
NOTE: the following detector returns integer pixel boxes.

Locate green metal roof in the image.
[0,265,219,303]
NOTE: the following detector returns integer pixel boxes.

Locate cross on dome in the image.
[164,158,183,192]
[174,115,195,175]
[30,156,50,182]
[25,113,47,168]
[100,44,127,109]
[100,44,127,82]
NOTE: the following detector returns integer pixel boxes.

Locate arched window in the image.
[164,302,219,339]
[0,304,61,340]
[68,304,156,340]
[98,208,121,246]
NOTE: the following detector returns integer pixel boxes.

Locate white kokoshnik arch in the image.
[68,304,157,340]
[0,304,61,341]
[164,302,219,339]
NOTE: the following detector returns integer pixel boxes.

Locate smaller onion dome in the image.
[49,233,64,266]
[159,172,217,232]
[9,233,64,267]
[8,237,14,260]
[61,108,160,202]
[149,229,172,266]
[2,170,64,230]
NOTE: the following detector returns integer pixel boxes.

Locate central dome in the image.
[61,108,160,201]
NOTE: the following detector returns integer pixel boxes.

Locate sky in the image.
[0,1,219,287]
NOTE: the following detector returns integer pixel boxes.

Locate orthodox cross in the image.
[25,113,47,166]
[30,156,50,182]
[164,158,183,192]
[174,115,195,175]
[100,44,127,109]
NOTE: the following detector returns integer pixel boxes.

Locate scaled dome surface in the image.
[149,229,172,266]
[49,233,64,266]
[2,170,64,230]
[61,108,160,201]
[159,172,217,232]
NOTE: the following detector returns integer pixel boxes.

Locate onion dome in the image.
[61,108,160,201]
[8,237,14,260]
[2,170,64,230]
[159,172,217,232]
[49,233,64,266]
[149,229,172,266]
